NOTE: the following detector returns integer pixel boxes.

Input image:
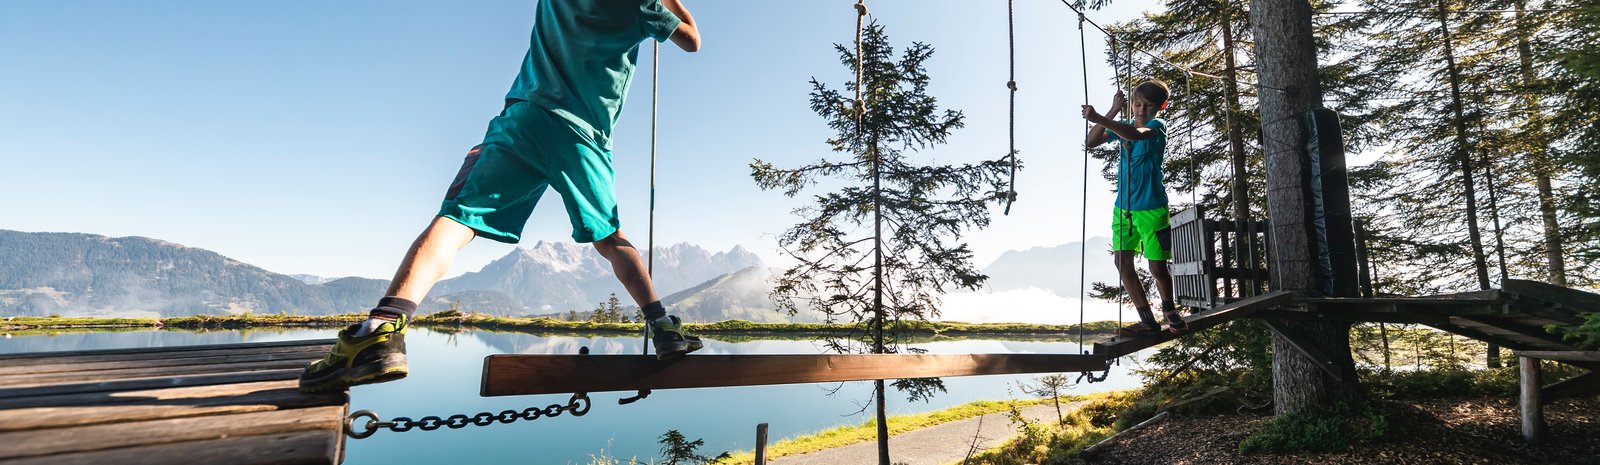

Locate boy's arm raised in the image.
[662,0,701,52]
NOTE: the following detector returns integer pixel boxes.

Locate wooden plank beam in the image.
[1,430,341,465]
[0,340,335,364]
[1503,279,1600,312]
[1259,309,1453,326]
[1093,291,1292,359]
[1518,351,1600,362]
[481,353,1108,397]
[0,359,315,388]
[1541,370,1600,404]
[0,405,345,460]
[0,380,346,432]
[1447,317,1572,350]
[1260,319,1348,383]
[0,349,327,376]
[1428,324,1549,352]
[0,369,306,400]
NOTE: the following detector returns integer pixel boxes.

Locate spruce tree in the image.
[750,23,1009,464]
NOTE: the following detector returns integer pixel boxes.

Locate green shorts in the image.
[1112,207,1172,261]
[438,100,618,244]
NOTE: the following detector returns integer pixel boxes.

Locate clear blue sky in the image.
[0,1,1152,280]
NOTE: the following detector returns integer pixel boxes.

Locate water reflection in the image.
[1,327,1146,464]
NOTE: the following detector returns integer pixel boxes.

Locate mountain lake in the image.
[1,327,1147,464]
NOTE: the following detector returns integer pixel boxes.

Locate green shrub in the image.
[1548,312,1600,350]
[1238,401,1388,454]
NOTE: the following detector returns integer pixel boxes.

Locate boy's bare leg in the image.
[1148,259,1175,309]
[1115,251,1149,309]
[385,216,478,303]
[592,230,661,309]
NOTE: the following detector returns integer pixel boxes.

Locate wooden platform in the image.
[482,353,1109,397]
[0,340,348,465]
[1092,291,1293,359]
[1270,279,1594,353]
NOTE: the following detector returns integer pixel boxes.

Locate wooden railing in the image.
[1170,206,1271,310]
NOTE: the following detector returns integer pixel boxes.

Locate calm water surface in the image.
[1,328,1146,464]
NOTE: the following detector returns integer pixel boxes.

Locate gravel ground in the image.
[1081,397,1600,465]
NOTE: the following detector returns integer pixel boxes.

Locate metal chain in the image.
[344,392,592,439]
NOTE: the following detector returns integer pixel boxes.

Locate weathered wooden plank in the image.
[1502,279,1600,313]
[1260,309,1453,325]
[0,405,345,460]
[1514,351,1600,363]
[0,339,335,364]
[0,369,305,399]
[0,348,328,376]
[1427,324,1547,352]
[0,379,307,409]
[0,430,341,465]
[0,359,314,388]
[1446,317,1572,350]
[0,381,346,432]
[1093,291,1292,359]
[1541,370,1600,404]
[1261,319,1348,382]
[482,353,1108,397]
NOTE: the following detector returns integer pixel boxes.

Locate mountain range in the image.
[0,229,1120,321]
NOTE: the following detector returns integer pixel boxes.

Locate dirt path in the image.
[769,401,1085,465]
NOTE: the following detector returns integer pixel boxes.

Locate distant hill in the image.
[657,266,817,323]
[0,230,385,317]
[979,237,1122,297]
[427,241,764,314]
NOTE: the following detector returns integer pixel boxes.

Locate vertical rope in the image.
[644,41,659,355]
[1076,13,1092,351]
[1186,74,1197,209]
[1004,0,1019,215]
[649,41,659,279]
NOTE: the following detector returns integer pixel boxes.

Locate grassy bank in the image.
[714,392,1121,465]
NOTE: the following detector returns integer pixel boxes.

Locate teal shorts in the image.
[439,100,618,244]
[1112,207,1172,261]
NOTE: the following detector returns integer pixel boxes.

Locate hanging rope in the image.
[1003,0,1019,215]
[644,41,660,355]
[1185,74,1198,209]
[1076,12,1091,352]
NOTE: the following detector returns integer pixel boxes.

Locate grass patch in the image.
[714,395,1108,465]
[963,391,1135,465]
[1238,401,1389,454]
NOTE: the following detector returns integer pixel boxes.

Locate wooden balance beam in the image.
[1092,291,1293,359]
[481,353,1109,397]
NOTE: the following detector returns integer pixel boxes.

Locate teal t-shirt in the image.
[1107,118,1169,211]
[505,0,681,150]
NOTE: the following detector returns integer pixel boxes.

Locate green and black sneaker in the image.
[648,315,703,360]
[299,316,409,393]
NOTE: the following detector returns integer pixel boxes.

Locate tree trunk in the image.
[1515,0,1567,287]
[875,379,889,465]
[1223,0,1249,224]
[1435,1,1498,367]
[1249,0,1361,416]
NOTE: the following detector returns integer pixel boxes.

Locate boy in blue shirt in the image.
[1082,80,1188,336]
[301,0,703,393]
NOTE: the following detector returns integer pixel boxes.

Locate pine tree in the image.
[749,22,1009,464]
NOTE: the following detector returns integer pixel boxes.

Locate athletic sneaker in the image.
[649,315,703,360]
[1163,308,1190,334]
[299,316,409,393]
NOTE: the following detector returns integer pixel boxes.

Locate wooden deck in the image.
[0,340,348,465]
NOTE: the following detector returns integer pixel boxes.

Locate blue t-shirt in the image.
[1107,118,1168,211]
[505,0,681,150]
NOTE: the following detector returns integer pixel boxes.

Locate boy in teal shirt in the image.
[301,0,703,393]
[1082,80,1188,336]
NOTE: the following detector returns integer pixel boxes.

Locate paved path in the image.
[768,401,1086,465]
